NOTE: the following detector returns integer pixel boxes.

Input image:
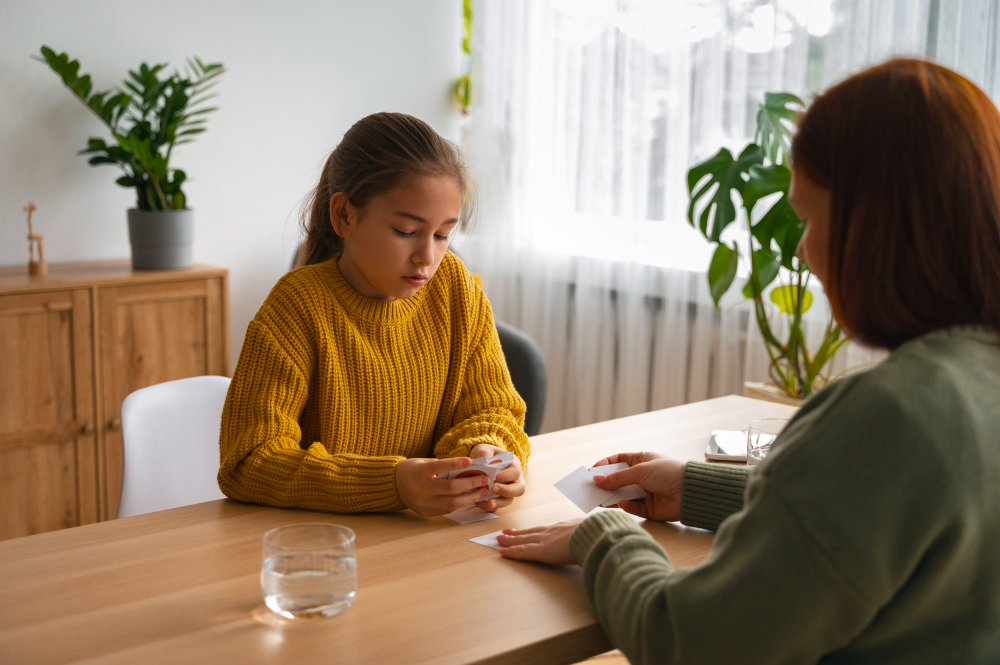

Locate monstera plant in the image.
[686,93,847,400]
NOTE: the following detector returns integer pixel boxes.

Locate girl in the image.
[499,59,1000,663]
[218,112,530,516]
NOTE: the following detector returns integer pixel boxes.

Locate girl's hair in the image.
[296,112,475,268]
[791,58,1000,349]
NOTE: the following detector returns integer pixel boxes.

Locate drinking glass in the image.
[261,523,357,620]
[747,418,788,467]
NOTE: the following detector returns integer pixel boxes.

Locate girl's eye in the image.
[394,229,415,238]
[434,234,450,241]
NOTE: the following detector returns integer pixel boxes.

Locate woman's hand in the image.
[470,443,526,512]
[395,457,492,516]
[592,452,686,522]
[496,519,585,565]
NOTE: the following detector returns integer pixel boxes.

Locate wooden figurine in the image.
[24,202,47,277]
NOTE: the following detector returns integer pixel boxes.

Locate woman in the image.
[498,59,1000,664]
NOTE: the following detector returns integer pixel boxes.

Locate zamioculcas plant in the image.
[34,46,225,211]
[686,93,847,400]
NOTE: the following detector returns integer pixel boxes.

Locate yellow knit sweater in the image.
[218,251,531,513]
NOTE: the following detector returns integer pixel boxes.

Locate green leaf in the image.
[742,248,781,299]
[770,285,813,315]
[172,190,186,210]
[707,243,739,307]
[88,155,117,165]
[116,176,135,187]
[686,145,763,241]
[756,92,804,165]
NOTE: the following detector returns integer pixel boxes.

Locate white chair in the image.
[117,375,231,518]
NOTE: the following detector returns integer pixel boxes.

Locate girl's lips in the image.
[403,275,428,286]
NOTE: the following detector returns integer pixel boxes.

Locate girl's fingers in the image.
[427,457,472,476]
[480,496,512,512]
[494,465,522,484]
[487,480,524,497]
[437,474,490,496]
[442,489,489,512]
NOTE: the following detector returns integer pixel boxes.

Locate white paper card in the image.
[556,463,648,513]
[443,506,500,524]
[469,529,506,550]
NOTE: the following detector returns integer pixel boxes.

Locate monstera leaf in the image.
[743,164,803,270]
[687,145,763,242]
[755,92,804,165]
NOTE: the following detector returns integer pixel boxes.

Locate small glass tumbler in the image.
[747,418,788,467]
[261,523,357,620]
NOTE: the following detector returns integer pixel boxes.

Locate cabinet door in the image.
[0,290,98,540]
[98,278,225,518]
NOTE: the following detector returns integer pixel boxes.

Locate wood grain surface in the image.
[0,396,796,665]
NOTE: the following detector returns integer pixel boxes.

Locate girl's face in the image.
[332,174,462,301]
[789,165,832,286]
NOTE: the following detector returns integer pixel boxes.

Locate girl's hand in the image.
[591,452,686,522]
[496,519,585,565]
[469,443,525,512]
[395,457,492,516]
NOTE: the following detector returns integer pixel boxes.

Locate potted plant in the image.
[686,93,847,404]
[35,46,224,270]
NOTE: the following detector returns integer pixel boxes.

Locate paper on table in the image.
[469,529,505,550]
[442,506,500,524]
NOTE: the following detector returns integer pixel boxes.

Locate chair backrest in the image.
[117,376,230,518]
[495,319,548,436]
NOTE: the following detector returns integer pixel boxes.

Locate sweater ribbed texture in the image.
[217,251,530,513]
[679,461,748,531]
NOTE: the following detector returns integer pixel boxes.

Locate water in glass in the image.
[261,523,357,620]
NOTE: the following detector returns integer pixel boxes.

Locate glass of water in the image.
[747,418,788,467]
[261,523,357,620]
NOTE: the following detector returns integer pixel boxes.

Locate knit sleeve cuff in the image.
[679,461,749,532]
[570,510,648,565]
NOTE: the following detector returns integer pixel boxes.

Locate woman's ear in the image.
[329,192,354,239]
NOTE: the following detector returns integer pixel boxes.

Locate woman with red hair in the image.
[499,59,1000,664]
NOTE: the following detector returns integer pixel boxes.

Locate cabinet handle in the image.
[108,418,122,431]
[80,423,95,436]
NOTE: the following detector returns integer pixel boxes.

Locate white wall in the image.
[0,0,463,370]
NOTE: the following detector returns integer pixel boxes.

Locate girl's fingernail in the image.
[593,474,607,483]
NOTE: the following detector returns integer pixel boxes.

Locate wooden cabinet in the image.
[0,261,229,540]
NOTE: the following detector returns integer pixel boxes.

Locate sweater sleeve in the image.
[432,299,532,467]
[218,318,405,513]
[679,462,748,531]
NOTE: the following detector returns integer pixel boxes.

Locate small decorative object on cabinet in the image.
[23,202,48,277]
[0,260,229,540]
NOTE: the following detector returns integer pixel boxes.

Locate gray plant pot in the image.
[127,208,194,270]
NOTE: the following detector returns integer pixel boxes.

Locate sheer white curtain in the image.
[457,0,1000,434]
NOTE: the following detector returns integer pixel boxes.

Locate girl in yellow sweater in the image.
[218,112,530,515]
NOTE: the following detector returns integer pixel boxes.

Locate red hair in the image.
[792,58,1000,349]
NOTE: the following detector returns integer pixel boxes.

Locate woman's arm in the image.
[218,319,407,513]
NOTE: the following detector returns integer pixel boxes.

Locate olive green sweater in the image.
[570,326,1000,664]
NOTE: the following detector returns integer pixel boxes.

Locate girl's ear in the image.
[329,192,354,239]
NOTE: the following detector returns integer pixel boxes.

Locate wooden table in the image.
[0,396,795,665]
